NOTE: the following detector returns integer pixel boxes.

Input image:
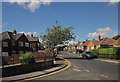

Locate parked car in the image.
[80,51,98,59]
[76,49,83,54]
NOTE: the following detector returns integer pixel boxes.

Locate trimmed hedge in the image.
[91,47,120,59]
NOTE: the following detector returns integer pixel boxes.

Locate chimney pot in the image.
[31,34,33,37]
[98,35,101,41]
[13,30,17,35]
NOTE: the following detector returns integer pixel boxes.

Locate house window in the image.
[25,43,29,47]
[12,40,15,46]
[19,51,24,54]
[18,41,23,47]
[30,44,32,47]
[25,51,29,53]
[12,51,16,54]
[2,41,8,47]
[1,52,8,56]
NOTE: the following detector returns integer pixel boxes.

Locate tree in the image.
[112,34,120,40]
[41,24,75,50]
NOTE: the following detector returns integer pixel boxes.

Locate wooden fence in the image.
[1,51,55,65]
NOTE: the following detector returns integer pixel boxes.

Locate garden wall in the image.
[2,60,54,77]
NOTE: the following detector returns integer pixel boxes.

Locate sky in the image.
[2,1,119,43]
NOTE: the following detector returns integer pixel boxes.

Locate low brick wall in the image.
[2,60,54,77]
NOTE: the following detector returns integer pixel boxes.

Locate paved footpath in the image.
[95,58,120,64]
[2,58,69,82]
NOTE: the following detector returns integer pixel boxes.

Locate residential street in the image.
[36,51,118,80]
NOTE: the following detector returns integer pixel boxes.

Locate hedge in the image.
[90,47,120,59]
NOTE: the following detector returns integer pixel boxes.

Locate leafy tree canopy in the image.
[41,24,75,50]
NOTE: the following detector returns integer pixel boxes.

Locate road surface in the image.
[36,51,118,80]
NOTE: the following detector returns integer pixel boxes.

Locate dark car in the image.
[76,49,83,54]
[81,51,98,59]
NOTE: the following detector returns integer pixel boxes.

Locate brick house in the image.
[113,37,120,47]
[87,40,99,51]
[1,30,40,56]
[96,38,116,48]
[27,34,40,52]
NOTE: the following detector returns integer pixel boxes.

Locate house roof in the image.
[113,37,120,46]
[2,31,14,40]
[83,41,90,46]
[98,38,116,45]
[27,36,39,42]
[2,31,39,42]
[14,33,24,40]
[1,31,25,41]
[91,40,99,45]
[87,40,99,47]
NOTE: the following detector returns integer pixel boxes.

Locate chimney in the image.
[13,30,17,35]
[98,35,101,41]
[31,34,33,37]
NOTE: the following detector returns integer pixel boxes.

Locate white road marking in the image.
[73,68,82,72]
[94,78,100,80]
[73,66,79,68]
[100,74,108,78]
[84,69,90,72]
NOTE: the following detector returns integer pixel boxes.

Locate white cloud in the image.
[27,0,41,12]
[109,0,119,5]
[8,0,52,12]
[87,27,112,38]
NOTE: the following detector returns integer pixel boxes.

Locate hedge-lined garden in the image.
[90,47,120,59]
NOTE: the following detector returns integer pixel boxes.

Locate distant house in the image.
[1,30,40,56]
[97,38,116,48]
[87,40,99,51]
[75,42,83,50]
[82,40,90,51]
[113,37,120,47]
[67,43,76,50]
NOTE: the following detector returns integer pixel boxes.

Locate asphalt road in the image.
[36,51,118,80]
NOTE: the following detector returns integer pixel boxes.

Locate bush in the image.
[90,47,120,59]
[19,52,35,65]
[45,48,53,52]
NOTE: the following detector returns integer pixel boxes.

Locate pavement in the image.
[2,57,70,82]
[95,58,120,64]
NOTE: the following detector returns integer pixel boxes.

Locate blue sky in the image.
[2,2,118,42]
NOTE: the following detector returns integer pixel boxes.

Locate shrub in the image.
[45,48,53,52]
[90,47,119,59]
[19,52,35,65]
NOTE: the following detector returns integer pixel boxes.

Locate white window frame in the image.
[19,51,24,54]
[25,42,29,47]
[18,41,24,47]
[3,41,8,47]
[1,52,8,56]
